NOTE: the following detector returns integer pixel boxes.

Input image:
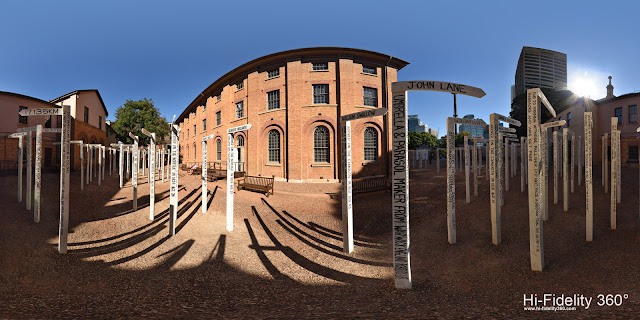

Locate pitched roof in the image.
[50,89,108,116]
[0,91,60,107]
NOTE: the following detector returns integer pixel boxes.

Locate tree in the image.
[510,88,578,137]
[455,131,471,146]
[112,98,170,145]
[408,131,439,149]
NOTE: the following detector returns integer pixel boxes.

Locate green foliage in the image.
[510,88,578,137]
[408,131,439,150]
[455,131,471,146]
[112,98,170,145]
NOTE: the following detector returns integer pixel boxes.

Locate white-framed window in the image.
[362,65,377,75]
[267,69,279,79]
[268,130,280,163]
[267,90,280,110]
[236,101,244,118]
[313,84,329,104]
[363,87,378,107]
[313,126,330,163]
[312,62,328,71]
[364,127,378,161]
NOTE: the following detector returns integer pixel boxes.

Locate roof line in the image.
[50,89,109,116]
[0,91,60,108]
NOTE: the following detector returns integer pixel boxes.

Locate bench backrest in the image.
[244,175,274,187]
[353,175,386,190]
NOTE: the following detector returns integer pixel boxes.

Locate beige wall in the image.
[55,91,106,133]
[0,93,60,136]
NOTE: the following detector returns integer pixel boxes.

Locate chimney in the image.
[606,76,614,99]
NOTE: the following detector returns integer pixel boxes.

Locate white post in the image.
[563,128,569,212]
[505,138,510,192]
[86,145,89,185]
[97,146,102,186]
[498,132,504,207]
[142,129,156,220]
[202,138,208,213]
[26,130,32,211]
[119,144,124,188]
[611,118,617,230]
[58,105,71,254]
[34,125,42,223]
[465,137,470,203]
[604,133,608,193]
[585,112,593,241]
[489,114,500,244]
[17,135,24,201]
[341,120,353,253]
[446,118,457,244]
[553,131,559,205]
[226,133,234,232]
[521,137,526,192]
[162,147,165,183]
[129,134,139,211]
[571,134,575,194]
[170,125,180,236]
[473,140,478,197]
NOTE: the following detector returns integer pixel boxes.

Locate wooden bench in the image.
[180,164,188,171]
[353,175,389,194]
[237,175,274,196]
[206,169,226,182]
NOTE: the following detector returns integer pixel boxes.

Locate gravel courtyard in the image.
[1,165,640,319]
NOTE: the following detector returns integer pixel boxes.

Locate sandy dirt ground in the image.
[1,162,640,319]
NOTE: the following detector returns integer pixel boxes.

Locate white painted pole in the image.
[26,130,32,211]
[119,144,124,188]
[226,133,234,232]
[341,121,353,253]
[585,112,593,241]
[465,138,470,203]
[132,138,138,211]
[563,128,569,212]
[473,140,478,197]
[98,146,102,186]
[521,137,525,192]
[202,139,208,214]
[571,134,575,194]
[616,129,621,204]
[604,134,609,193]
[611,118,617,230]
[18,136,24,202]
[149,135,155,219]
[58,105,71,254]
[527,89,547,272]
[542,129,549,221]
[553,131,559,205]
[34,125,42,223]
[446,118,456,244]
[499,132,504,207]
[170,125,179,236]
[489,114,500,245]
[86,145,89,185]
[505,138,510,192]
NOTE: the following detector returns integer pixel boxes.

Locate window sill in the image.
[310,69,329,73]
[258,108,285,115]
[231,117,247,123]
[361,72,378,77]
[266,75,280,81]
[265,162,281,167]
[311,163,331,167]
[235,88,244,92]
[214,124,222,129]
[215,100,222,104]
[301,104,337,108]
[354,105,378,109]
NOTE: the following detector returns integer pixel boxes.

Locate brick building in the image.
[177,47,409,182]
[0,90,108,171]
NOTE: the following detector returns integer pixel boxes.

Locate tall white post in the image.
[226,133,234,232]
[26,130,32,211]
[489,114,500,244]
[17,135,24,201]
[563,128,569,212]
[170,125,180,236]
[553,131,559,205]
[34,125,42,223]
[505,138,510,192]
[58,105,71,254]
[129,134,139,211]
[119,144,124,188]
[585,113,593,241]
[341,120,353,253]
[97,146,102,186]
[604,133,609,193]
[611,118,617,230]
[464,137,470,203]
[521,137,526,192]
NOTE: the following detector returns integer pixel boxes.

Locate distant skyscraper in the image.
[408,115,420,132]
[514,47,567,97]
[459,114,484,137]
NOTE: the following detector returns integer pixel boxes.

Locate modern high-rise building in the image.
[514,47,567,97]
[459,114,484,137]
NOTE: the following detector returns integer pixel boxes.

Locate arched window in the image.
[268,130,280,163]
[216,139,221,161]
[186,145,190,160]
[236,135,244,147]
[364,127,378,161]
[313,126,330,163]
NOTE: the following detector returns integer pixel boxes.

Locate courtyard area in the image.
[1,166,640,318]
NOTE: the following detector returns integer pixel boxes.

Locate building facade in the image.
[459,114,484,137]
[515,47,567,97]
[0,90,108,171]
[545,77,639,166]
[177,47,409,182]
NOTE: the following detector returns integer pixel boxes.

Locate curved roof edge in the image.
[0,91,60,108]
[177,47,410,123]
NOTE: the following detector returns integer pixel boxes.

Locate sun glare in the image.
[569,72,599,98]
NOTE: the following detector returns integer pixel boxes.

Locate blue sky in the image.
[2,0,639,136]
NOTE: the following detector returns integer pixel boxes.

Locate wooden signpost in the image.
[447,117,487,244]
[202,134,217,214]
[489,119,520,244]
[521,137,527,192]
[540,121,566,221]
[392,80,485,289]
[340,108,387,253]
[226,124,252,232]
[562,128,575,212]
[8,132,26,202]
[585,113,594,241]
[169,121,181,236]
[526,88,557,271]
[129,133,139,211]
[111,142,125,188]
[141,129,156,220]
[611,118,618,230]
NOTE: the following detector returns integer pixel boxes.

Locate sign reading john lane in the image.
[390,80,485,290]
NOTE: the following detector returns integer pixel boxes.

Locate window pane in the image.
[236,82,244,90]
[629,146,638,161]
[236,135,244,147]
[313,84,329,104]
[268,130,280,163]
[267,69,279,79]
[314,126,329,163]
[216,140,221,161]
[19,106,27,124]
[236,101,244,118]
[363,87,378,107]
[312,63,328,71]
[630,105,637,123]
[364,127,378,161]
[203,119,206,131]
[362,65,377,75]
[615,108,622,124]
[216,111,221,125]
[268,90,280,110]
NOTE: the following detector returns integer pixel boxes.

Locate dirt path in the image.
[1,165,639,318]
